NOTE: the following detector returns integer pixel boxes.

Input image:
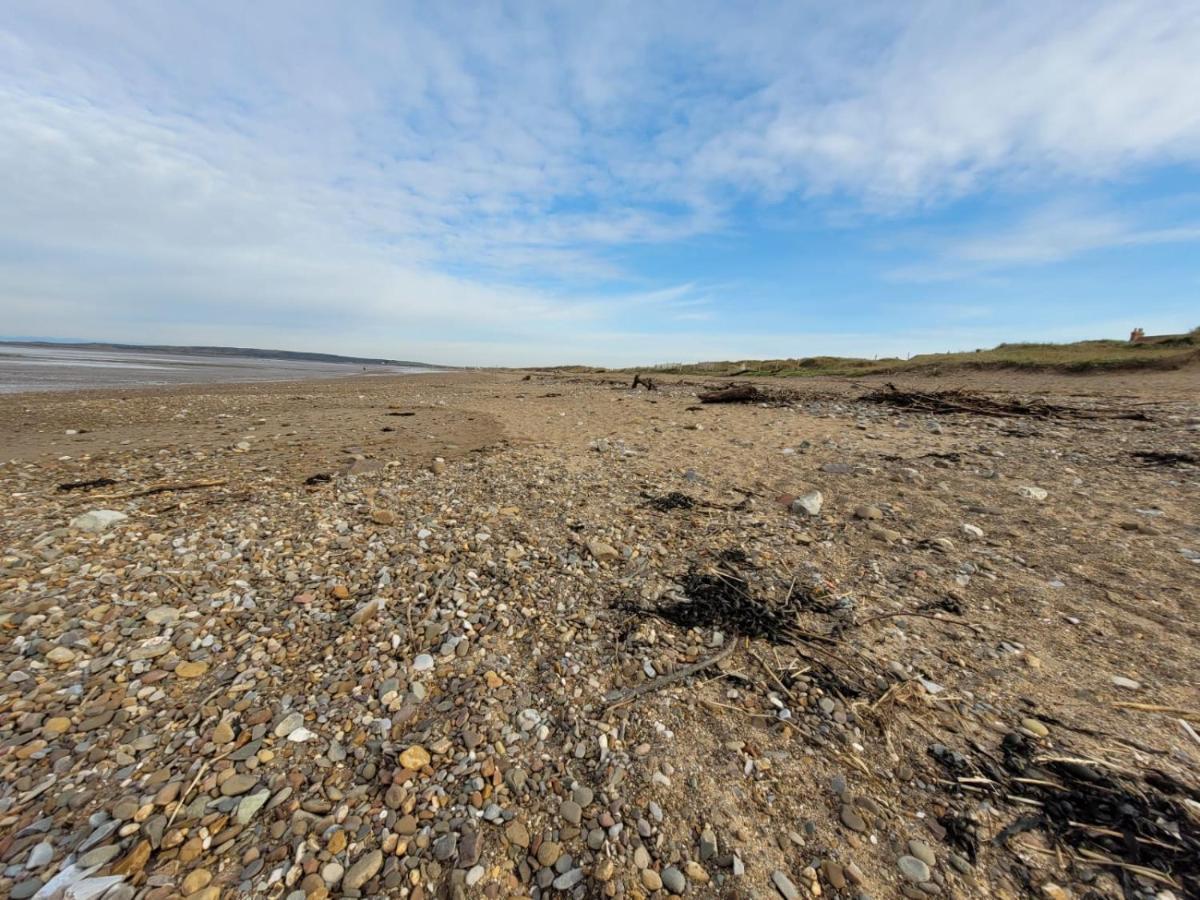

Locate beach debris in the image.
[55,477,117,492]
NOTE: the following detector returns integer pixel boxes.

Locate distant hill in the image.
[0,340,444,369]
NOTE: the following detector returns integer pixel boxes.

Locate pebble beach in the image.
[1,369,1198,900]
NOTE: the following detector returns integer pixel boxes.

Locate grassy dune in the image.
[617,333,1200,378]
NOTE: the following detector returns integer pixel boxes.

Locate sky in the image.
[2,1,1199,366]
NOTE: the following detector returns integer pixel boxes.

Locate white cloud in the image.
[1,2,1199,363]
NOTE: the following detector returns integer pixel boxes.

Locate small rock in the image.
[1020,717,1049,737]
[46,646,76,665]
[661,866,686,893]
[897,855,931,883]
[25,841,53,869]
[399,745,431,770]
[791,490,823,516]
[839,804,867,832]
[771,870,800,900]
[586,539,619,562]
[342,850,382,892]
[175,661,208,679]
[69,510,128,532]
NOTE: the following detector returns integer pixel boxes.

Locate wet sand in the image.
[0,344,430,394]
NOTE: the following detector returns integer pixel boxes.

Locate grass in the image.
[609,335,1200,378]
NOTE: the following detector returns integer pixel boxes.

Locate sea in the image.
[0,344,432,394]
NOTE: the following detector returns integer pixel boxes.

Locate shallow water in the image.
[0,345,429,393]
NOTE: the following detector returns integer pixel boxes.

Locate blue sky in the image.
[2,1,1198,366]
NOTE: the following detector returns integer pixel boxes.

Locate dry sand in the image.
[1,369,1198,900]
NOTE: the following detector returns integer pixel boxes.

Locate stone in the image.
[661,866,686,893]
[350,597,383,624]
[26,841,53,869]
[342,850,382,891]
[554,869,585,890]
[413,653,435,672]
[220,773,258,796]
[111,840,152,876]
[854,505,883,520]
[505,821,530,847]
[791,490,823,516]
[370,508,396,525]
[46,646,76,665]
[641,869,663,891]
[146,606,181,625]
[560,799,582,825]
[907,839,936,867]
[898,855,931,883]
[771,870,800,900]
[236,789,270,824]
[44,717,71,735]
[176,661,208,678]
[273,711,304,737]
[1019,486,1049,500]
[1020,717,1049,737]
[839,804,867,832]
[399,745,431,769]
[213,719,235,744]
[586,539,619,562]
[182,869,213,893]
[1111,675,1141,690]
[69,510,128,532]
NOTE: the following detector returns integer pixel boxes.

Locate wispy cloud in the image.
[1,2,1198,363]
[887,202,1200,281]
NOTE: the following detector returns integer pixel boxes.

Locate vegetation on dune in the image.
[602,335,1200,378]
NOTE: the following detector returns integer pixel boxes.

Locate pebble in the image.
[68,509,128,532]
[898,855,931,883]
[25,841,53,869]
[1020,717,1049,737]
[840,804,867,832]
[342,849,382,892]
[772,870,800,900]
[791,490,823,516]
[641,868,663,891]
[661,866,686,893]
[907,839,936,867]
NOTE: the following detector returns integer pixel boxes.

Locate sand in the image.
[1,368,1197,899]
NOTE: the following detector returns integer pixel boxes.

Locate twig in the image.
[165,744,235,831]
[605,642,736,707]
[1180,717,1200,749]
[1114,701,1200,720]
[856,610,982,633]
[91,478,228,500]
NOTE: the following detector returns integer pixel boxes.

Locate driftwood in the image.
[698,384,767,404]
[631,373,657,391]
[861,383,1150,420]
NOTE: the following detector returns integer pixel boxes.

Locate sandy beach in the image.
[1,368,1198,899]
